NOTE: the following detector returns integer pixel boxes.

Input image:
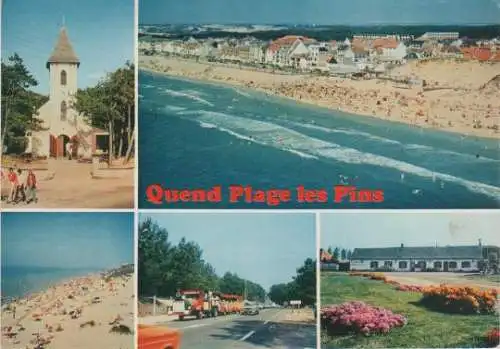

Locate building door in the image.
[57,135,70,158]
[443,261,449,272]
[49,135,58,157]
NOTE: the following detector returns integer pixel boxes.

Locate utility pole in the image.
[244,280,247,301]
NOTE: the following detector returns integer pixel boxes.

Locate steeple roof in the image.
[46,27,80,69]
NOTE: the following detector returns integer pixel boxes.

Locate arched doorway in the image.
[57,134,70,158]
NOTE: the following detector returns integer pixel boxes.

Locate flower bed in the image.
[349,272,387,282]
[485,328,500,347]
[321,301,407,336]
[420,285,498,314]
[396,284,425,292]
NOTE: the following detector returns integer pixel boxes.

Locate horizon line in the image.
[139,22,500,27]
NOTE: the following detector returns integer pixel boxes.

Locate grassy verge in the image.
[321,273,498,348]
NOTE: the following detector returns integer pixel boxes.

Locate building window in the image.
[398,261,408,269]
[417,261,426,269]
[370,261,378,269]
[461,261,471,268]
[449,261,457,268]
[60,70,67,86]
[384,261,393,267]
[434,261,442,269]
[60,101,67,121]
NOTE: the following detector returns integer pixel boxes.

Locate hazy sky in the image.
[140,0,500,25]
[1,0,134,93]
[140,212,316,290]
[321,211,500,250]
[1,212,134,269]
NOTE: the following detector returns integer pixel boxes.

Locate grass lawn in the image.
[321,273,498,348]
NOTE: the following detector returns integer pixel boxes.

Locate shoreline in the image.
[139,55,500,140]
[1,265,134,349]
[1,268,107,302]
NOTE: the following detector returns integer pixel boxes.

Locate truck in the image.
[172,289,220,320]
[218,294,243,314]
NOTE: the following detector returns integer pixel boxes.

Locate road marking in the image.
[179,323,208,330]
[239,330,255,341]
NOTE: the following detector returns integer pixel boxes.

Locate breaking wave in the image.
[177,109,500,201]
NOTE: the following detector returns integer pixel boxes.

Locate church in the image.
[29,26,104,159]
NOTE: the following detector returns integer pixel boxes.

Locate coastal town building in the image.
[29,27,96,159]
[138,31,500,76]
[349,243,499,272]
[417,32,460,41]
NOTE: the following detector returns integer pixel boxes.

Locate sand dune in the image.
[1,267,135,349]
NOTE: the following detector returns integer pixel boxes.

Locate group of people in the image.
[2,167,38,204]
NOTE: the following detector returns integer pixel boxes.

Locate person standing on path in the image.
[25,169,38,204]
[16,169,27,203]
[66,142,72,160]
[7,168,18,203]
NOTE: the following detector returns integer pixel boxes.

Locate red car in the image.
[138,324,181,349]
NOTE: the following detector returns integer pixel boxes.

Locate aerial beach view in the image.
[138,0,500,209]
[1,212,135,349]
[1,0,135,208]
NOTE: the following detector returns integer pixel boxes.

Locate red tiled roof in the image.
[461,47,493,61]
[273,35,316,45]
[267,43,280,53]
[321,250,333,261]
[373,38,399,49]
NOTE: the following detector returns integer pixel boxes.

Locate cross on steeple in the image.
[62,15,65,27]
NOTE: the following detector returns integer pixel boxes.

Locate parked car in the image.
[138,324,181,349]
[241,305,259,315]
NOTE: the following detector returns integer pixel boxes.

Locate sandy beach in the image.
[1,266,135,349]
[1,159,134,209]
[140,55,500,139]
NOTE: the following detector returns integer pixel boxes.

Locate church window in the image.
[61,70,67,85]
[60,101,67,121]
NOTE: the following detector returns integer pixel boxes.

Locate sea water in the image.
[138,70,500,209]
[1,266,102,300]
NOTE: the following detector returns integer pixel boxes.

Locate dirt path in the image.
[384,272,499,289]
[1,160,133,209]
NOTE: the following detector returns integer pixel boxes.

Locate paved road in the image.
[159,309,316,349]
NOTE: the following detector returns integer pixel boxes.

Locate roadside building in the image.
[350,243,499,272]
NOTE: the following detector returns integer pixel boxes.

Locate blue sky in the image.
[321,211,500,250]
[140,0,500,25]
[1,212,134,269]
[1,0,134,94]
[140,212,316,290]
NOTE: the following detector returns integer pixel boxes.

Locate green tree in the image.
[333,247,340,260]
[268,257,316,306]
[138,218,172,296]
[138,218,266,299]
[347,250,353,260]
[1,54,47,154]
[293,258,316,305]
[341,249,347,260]
[269,283,289,305]
[73,62,135,165]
